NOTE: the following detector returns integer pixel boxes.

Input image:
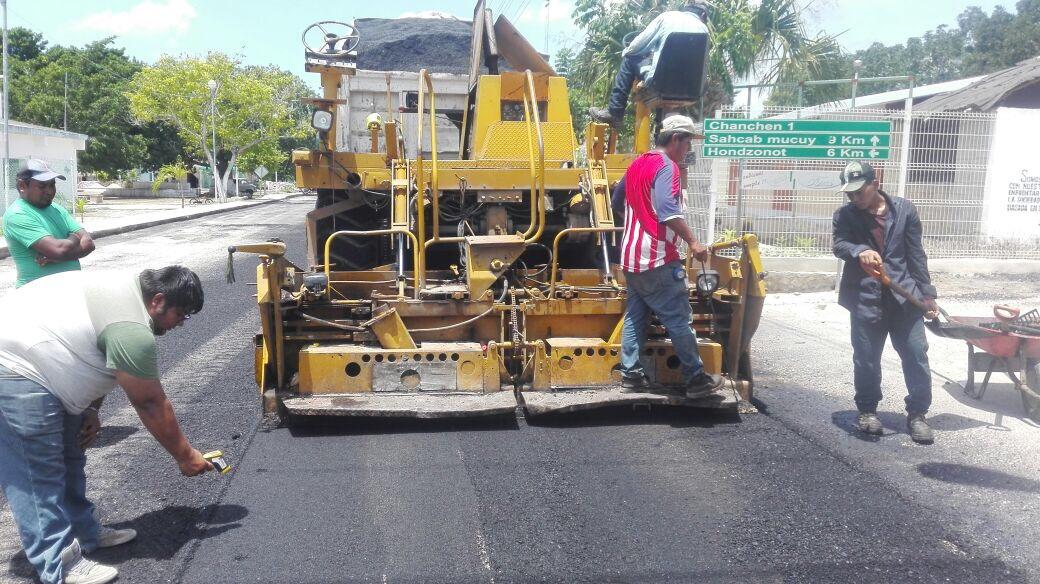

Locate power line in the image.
[513,0,533,21]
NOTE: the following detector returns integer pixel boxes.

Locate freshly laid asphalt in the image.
[0,197,1032,583]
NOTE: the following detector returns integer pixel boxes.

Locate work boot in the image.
[621,374,651,393]
[97,526,137,548]
[907,413,935,444]
[588,107,622,128]
[684,372,724,399]
[60,540,118,584]
[856,412,883,435]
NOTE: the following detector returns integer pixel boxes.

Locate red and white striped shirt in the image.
[616,151,685,273]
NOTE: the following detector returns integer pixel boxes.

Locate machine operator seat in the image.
[635,31,710,106]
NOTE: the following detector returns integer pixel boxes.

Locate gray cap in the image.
[837,161,876,193]
[17,158,66,182]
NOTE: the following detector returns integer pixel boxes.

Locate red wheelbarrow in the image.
[925,306,1040,422]
[873,268,1040,421]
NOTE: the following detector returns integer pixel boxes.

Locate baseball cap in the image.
[684,0,710,19]
[17,158,66,182]
[837,161,876,193]
[660,114,704,139]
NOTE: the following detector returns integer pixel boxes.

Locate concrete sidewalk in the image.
[0,192,303,260]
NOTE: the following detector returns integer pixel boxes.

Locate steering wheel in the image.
[302,21,360,56]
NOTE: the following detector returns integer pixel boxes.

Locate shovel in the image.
[871,266,995,340]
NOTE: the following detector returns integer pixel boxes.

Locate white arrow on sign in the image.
[869,149,880,158]
[870,135,880,146]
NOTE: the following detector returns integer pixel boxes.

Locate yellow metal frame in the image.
[548,227,624,296]
[323,229,422,298]
[520,70,546,243]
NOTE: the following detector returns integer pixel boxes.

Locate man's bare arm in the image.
[31,234,85,261]
[73,229,95,257]
[116,371,211,476]
[665,217,708,261]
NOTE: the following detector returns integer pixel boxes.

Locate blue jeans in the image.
[0,364,99,584]
[849,294,932,414]
[607,54,643,119]
[621,261,705,384]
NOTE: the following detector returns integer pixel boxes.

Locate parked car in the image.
[239,181,258,198]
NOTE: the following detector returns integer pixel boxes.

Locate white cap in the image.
[17,158,66,182]
[660,114,704,139]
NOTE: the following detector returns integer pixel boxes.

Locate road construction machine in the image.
[229,1,766,420]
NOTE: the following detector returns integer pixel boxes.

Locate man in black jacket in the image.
[832,161,939,444]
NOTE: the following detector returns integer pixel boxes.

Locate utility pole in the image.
[64,72,68,131]
[2,0,9,214]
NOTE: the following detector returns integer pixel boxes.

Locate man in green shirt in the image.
[2,158,95,287]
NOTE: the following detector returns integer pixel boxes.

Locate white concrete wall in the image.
[0,125,87,215]
[337,69,469,158]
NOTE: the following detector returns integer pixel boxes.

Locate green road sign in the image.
[701,118,893,160]
[704,119,891,133]
[701,145,891,160]
[703,132,890,148]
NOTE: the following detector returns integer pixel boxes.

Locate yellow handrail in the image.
[548,226,624,296]
[324,229,422,299]
[418,70,450,252]
[521,70,547,243]
[415,69,442,289]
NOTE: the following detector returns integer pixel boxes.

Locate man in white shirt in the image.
[589,1,710,127]
[0,266,215,584]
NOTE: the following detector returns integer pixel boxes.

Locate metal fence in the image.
[684,105,1037,259]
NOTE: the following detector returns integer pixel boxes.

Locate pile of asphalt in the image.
[355,17,473,74]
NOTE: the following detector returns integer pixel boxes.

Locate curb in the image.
[0,193,303,261]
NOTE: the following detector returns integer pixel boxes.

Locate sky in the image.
[6,0,1019,93]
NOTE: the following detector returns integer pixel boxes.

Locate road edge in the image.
[0,193,304,261]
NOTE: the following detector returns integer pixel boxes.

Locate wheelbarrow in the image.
[874,268,1040,422]
[927,307,1040,422]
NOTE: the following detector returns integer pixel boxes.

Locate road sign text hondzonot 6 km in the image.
[701,118,893,160]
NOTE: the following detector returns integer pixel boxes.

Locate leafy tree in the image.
[135,120,189,172]
[3,27,46,60]
[5,37,151,174]
[128,53,311,201]
[235,65,315,178]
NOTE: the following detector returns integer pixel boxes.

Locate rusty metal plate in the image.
[372,361,457,392]
[521,385,738,416]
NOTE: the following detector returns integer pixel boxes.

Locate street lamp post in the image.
[207,79,218,201]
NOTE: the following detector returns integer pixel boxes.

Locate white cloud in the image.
[518,0,572,24]
[75,0,197,36]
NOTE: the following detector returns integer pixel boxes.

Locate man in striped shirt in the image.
[611,114,723,398]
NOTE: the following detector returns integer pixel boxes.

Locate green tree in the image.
[6,36,150,175]
[128,53,310,201]
[3,27,46,60]
[135,120,189,173]
[235,65,315,178]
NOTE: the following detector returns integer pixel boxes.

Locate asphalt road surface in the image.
[0,197,1035,583]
